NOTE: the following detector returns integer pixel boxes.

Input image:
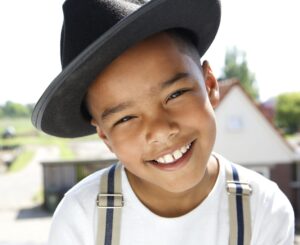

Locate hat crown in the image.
[61,0,141,68]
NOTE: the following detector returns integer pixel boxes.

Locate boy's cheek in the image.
[105,133,145,161]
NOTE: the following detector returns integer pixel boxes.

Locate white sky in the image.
[0,0,299,105]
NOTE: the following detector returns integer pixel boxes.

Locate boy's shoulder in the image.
[218,154,294,220]
[220,155,282,196]
[217,153,278,190]
[49,165,113,241]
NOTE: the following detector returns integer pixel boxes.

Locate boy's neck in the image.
[125,155,219,218]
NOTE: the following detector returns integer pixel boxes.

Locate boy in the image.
[32,0,294,244]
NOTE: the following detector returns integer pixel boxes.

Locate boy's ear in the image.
[201,60,220,108]
[91,119,114,153]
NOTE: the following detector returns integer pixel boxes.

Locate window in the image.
[226,115,244,132]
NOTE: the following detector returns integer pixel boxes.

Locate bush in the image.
[275,92,300,134]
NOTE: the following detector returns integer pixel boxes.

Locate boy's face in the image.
[87,32,219,194]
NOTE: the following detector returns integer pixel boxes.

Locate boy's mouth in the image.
[148,140,195,168]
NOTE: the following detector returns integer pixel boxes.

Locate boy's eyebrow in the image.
[101,101,134,121]
[160,72,190,89]
[101,72,190,121]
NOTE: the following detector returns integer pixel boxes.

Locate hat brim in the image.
[32,0,221,138]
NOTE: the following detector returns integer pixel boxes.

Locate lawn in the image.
[0,117,34,134]
[8,150,35,172]
[0,117,98,170]
[0,117,97,146]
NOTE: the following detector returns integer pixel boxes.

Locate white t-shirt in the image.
[48,154,294,245]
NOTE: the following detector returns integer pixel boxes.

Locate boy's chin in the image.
[157,172,207,194]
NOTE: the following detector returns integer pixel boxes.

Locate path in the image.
[0,146,59,245]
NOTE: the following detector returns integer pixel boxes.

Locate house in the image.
[213,78,299,222]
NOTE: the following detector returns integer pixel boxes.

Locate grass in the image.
[57,141,75,160]
[4,136,76,173]
[0,117,100,167]
[0,117,34,134]
[285,133,300,139]
[8,150,34,172]
[1,134,67,148]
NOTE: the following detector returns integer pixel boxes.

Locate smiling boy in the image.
[32,0,294,244]
[86,32,220,217]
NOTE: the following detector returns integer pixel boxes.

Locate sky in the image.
[0,0,299,105]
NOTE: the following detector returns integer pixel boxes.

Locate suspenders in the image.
[96,162,252,245]
[226,163,252,245]
[96,163,123,245]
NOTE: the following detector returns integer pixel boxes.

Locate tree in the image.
[1,101,31,118]
[275,92,300,134]
[220,47,259,100]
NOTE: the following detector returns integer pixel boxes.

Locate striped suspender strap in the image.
[226,163,252,245]
[96,163,123,245]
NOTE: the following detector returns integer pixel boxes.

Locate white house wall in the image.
[213,86,294,165]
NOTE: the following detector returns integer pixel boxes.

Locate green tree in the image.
[221,47,259,100]
[1,101,31,118]
[275,92,300,134]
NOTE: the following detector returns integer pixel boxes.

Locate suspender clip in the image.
[97,193,124,208]
[226,181,252,196]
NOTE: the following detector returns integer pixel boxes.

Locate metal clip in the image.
[226,181,252,196]
[96,193,124,208]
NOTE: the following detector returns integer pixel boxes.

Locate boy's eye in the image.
[114,115,135,126]
[167,89,190,102]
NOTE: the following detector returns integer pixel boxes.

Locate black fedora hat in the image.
[32,0,221,138]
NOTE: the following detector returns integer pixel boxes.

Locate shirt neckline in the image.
[121,154,225,221]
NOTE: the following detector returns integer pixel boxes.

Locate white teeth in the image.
[157,157,165,163]
[163,154,174,164]
[154,143,191,164]
[172,150,183,160]
[180,145,188,154]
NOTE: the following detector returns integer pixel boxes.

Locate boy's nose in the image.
[145,111,179,145]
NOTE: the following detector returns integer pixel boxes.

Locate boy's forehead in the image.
[101,32,179,73]
[88,32,185,91]
[86,31,200,114]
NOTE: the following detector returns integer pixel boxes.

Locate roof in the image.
[218,78,240,102]
[216,78,295,154]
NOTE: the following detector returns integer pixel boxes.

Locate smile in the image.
[153,142,192,164]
